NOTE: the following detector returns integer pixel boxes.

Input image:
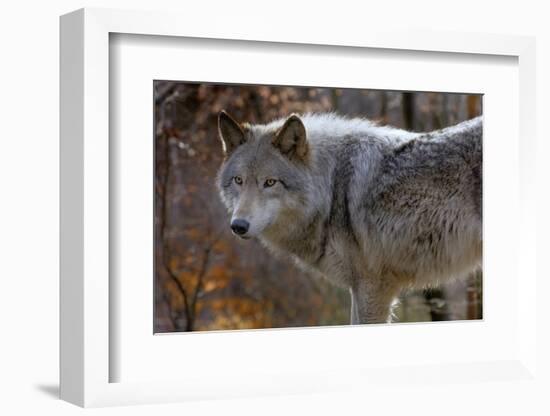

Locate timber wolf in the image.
[216,111,482,324]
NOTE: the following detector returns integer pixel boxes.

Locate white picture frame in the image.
[60,7,538,408]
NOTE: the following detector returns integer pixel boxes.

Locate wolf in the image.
[216,110,482,324]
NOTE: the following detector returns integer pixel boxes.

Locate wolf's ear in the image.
[273,114,308,161]
[218,111,246,156]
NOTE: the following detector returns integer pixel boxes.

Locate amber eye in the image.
[264,178,277,188]
[234,176,243,185]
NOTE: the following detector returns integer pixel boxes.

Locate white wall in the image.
[1,0,548,414]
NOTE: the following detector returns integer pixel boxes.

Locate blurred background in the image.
[154,81,482,332]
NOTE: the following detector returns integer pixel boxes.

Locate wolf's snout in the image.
[231,219,250,236]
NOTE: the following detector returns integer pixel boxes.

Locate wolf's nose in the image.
[230,219,249,236]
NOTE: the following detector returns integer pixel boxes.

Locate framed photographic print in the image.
[60,7,539,408]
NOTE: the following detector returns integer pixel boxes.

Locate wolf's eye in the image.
[234,176,243,185]
[264,178,277,188]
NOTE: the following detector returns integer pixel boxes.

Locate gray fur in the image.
[217,112,482,324]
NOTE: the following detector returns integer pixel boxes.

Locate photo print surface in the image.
[154,82,482,333]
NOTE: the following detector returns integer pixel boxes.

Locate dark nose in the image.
[230,219,249,236]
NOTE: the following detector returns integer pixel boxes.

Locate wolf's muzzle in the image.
[230,219,250,236]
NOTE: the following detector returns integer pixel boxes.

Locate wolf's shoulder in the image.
[298,113,419,145]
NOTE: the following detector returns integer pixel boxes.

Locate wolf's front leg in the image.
[350,287,360,324]
[350,281,395,325]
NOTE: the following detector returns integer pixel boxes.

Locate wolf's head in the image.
[216,111,311,240]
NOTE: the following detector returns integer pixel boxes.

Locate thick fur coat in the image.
[217,111,482,324]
